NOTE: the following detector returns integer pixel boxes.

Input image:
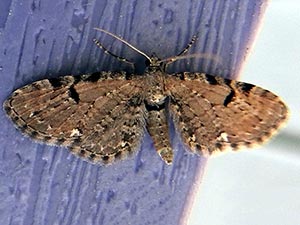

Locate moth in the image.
[3,28,288,165]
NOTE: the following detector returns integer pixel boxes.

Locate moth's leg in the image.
[93,39,135,70]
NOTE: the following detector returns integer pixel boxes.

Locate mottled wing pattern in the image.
[4,72,147,164]
[166,72,288,156]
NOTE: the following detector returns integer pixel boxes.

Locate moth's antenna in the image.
[93,39,135,67]
[94,28,151,62]
[176,35,198,57]
[159,53,223,66]
[157,34,221,66]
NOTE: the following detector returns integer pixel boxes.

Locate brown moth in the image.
[3,29,288,165]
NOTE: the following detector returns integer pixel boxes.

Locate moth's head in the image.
[145,53,166,72]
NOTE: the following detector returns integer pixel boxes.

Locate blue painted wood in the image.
[0,0,268,224]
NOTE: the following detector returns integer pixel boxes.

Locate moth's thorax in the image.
[144,72,166,106]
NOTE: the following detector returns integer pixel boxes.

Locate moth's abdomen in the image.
[147,108,173,164]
